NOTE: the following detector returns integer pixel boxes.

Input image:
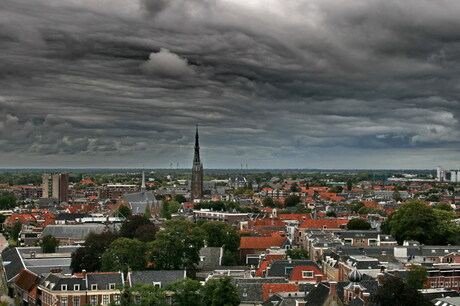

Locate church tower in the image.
[191,125,203,201]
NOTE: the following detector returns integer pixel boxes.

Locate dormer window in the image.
[61,284,67,291]
[109,283,116,290]
[302,271,314,278]
[153,282,161,288]
[91,284,98,290]
[74,284,80,291]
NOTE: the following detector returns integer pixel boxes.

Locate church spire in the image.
[194,124,200,164]
[141,169,146,192]
[191,124,203,201]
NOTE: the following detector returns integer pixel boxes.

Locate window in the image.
[73,296,80,306]
[115,294,121,305]
[91,295,98,305]
[91,284,98,290]
[109,283,116,290]
[153,282,162,288]
[103,295,110,305]
[61,284,67,291]
[285,267,293,275]
[135,295,141,305]
[302,271,314,278]
[430,282,435,288]
[74,284,80,291]
[61,297,68,306]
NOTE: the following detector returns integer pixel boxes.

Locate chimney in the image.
[82,269,87,280]
[315,274,323,284]
[329,281,337,297]
[363,292,370,306]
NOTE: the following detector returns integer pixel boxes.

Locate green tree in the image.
[116,205,132,218]
[41,235,58,253]
[0,193,17,210]
[347,180,353,191]
[200,222,240,252]
[166,278,202,306]
[372,275,431,306]
[286,248,309,259]
[11,222,22,241]
[352,202,365,213]
[101,238,147,272]
[284,195,301,207]
[134,224,157,243]
[147,220,205,270]
[384,200,459,244]
[174,194,187,204]
[347,218,371,230]
[329,186,343,193]
[290,183,300,192]
[160,200,181,219]
[113,283,167,306]
[71,231,119,273]
[326,211,337,218]
[120,215,152,239]
[263,197,275,207]
[407,264,428,289]
[295,203,310,214]
[434,202,453,211]
[208,276,240,306]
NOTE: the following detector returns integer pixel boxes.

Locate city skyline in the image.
[1,1,460,169]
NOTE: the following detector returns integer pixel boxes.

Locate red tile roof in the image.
[298,218,348,229]
[289,266,327,282]
[239,237,287,250]
[262,283,299,300]
[278,214,312,221]
[14,269,39,293]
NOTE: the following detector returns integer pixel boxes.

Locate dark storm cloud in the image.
[0,0,460,168]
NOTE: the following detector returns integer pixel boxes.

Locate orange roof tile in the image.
[239,237,287,249]
[262,283,299,300]
[298,218,348,229]
[289,266,326,282]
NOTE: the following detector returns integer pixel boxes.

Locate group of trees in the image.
[113,276,240,306]
[382,200,460,245]
[71,218,240,273]
[0,193,17,210]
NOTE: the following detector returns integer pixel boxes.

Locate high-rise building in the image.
[42,173,69,202]
[191,125,203,201]
[42,174,52,198]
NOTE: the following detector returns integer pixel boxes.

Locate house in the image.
[39,271,124,306]
[13,269,40,306]
[239,237,289,264]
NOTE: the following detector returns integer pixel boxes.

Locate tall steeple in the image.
[191,124,203,201]
[141,170,146,192]
[194,124,200,164]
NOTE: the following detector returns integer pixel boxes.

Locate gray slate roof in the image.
[124,191,159,215]
[128,270,186,286]
[39,224,107,239]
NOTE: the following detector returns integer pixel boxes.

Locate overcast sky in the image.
[1,0,460,169]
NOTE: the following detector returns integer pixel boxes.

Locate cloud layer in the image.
[0,0,460,169]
